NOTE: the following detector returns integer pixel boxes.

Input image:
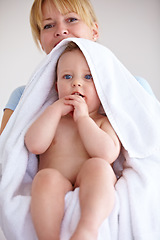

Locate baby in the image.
[25,42,121,240]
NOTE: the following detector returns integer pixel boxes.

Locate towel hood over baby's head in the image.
[49,38,160,158]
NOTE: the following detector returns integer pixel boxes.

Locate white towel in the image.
[0,38,160,240]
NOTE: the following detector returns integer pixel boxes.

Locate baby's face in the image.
[56,49,101,113]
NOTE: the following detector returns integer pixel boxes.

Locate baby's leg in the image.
[71,158,116,240]
[31,168,72,240]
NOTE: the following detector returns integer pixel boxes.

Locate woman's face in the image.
[40,1,99,54]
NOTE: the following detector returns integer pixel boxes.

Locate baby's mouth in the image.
[72,92,85,98]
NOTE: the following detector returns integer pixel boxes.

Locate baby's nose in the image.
[72,79,82,87]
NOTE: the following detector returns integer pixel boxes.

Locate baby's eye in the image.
[85,74,93,80]
[44,24,55,30]
[64,74,72,79]
[67,17,78,23]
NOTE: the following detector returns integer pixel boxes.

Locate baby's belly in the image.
[39,154,88,185]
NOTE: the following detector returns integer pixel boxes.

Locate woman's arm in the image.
[0,86,25,134]
[0,109,13,134]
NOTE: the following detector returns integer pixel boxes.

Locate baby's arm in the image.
[25,98,73,154]
[65,95,120,164]
[77,116,120,164]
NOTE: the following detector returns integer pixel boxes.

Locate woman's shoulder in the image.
[134,76,155,96]
[4,85,26,111]
[11,85,26,96]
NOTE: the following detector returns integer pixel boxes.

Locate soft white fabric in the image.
[0,38,160,240]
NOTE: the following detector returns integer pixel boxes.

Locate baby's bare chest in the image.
[54,119,85,152]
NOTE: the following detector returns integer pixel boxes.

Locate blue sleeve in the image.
[4,86,26,111]
[134,76,155,97]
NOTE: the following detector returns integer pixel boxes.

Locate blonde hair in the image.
[30,0,98,47]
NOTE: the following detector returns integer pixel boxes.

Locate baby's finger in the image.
[65,95,85,103]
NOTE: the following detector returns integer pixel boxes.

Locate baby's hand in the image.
[64,95,89,121]
[53,97,74,117]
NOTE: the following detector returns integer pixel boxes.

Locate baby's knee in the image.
[32,168,62,191]
[32,168,72,194]
[84,158,111,172]
[80,158,116,183]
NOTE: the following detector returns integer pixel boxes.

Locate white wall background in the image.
[0,0,160,239]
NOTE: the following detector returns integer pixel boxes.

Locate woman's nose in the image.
[54,23,68,37]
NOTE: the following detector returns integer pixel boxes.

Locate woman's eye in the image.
[64,74,72,79]
[85,74,93,80]
[44,24,55,30]
[67,17,78,23]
